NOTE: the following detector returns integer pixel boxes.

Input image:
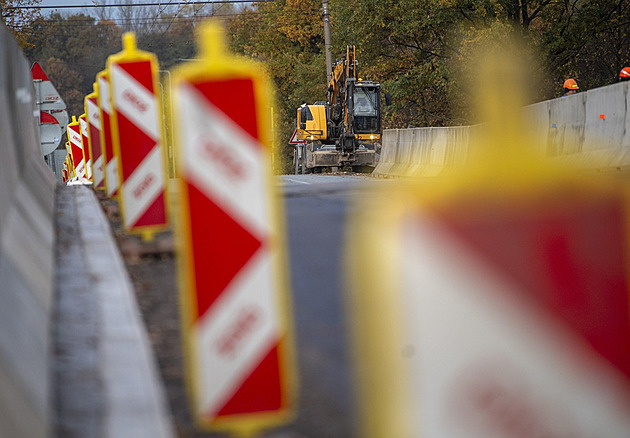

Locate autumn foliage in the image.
[4,0,630,169]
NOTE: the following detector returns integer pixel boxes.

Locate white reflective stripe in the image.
[75,160,86,178]
[79,118,92,179]
[86,160,93,180]
[106,158,119,197]
[121,145,164,227]
[93,155,104,187]
[69,130,82,148]
[99,76,112,114]
[111,63,159,140]
[194,249,280,417]
[178,82,270,240]
[87,98,101,130]
[79,117,88,137]
[400,214,630,437]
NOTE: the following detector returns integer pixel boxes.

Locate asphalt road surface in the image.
[281,174,371,437]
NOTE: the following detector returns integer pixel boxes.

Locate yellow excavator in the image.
[296,45,385,172]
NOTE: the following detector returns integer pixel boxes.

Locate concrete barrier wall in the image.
[522,100,550,157]
[548,92,586,157]
[0,24,57,437]
[581,82,630,168]
[374,81,630,177]
[376,126,470,177]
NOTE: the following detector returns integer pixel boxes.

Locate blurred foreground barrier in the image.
[349,166,630,438]
[374,82,630,177]
[350,50,630,436]
[0,23,57,437]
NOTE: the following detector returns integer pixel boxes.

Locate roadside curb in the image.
[54,185,176,438]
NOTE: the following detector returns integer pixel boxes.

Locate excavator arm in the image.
[327,45,356,108]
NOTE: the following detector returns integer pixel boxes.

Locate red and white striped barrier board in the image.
[350,179,630,438]
[79,113,92,181]
[172,22,295,435]
[67,116,86,179]
[86,91,105,190]
[97,70,119,197]
[108,32,168,235]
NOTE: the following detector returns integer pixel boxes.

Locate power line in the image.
[38,8,263,20]
[6,8,271,29]
[19,13,248,26]
[145,0,173,33]
[158,0,187,35]
[5,0,273,9]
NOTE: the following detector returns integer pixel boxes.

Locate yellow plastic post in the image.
[170,20,297,437]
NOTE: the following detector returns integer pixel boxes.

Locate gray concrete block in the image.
[0,254,50,437]
[2,181,55,314]
[0,354,47,438]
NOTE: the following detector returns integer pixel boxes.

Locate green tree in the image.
[137,17,196,69]
[332,0,482,127]
[227,0,327,171]
[531,0,630,93]
[459,0,630,96]
[24,13,122,116]
[1,0,42,48]
[18,0,621,154]
[42,56,85,116]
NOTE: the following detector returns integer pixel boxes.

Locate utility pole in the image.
[322,0,333,84]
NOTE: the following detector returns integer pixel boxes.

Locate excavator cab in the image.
[352,82,381,138]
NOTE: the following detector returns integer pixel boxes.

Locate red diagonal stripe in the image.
[433,191,630,378]
[193,78,259,143]
[116,111,157,179]
[132,192,166,228]
[89,124,102,162]
[80,116,91,164]
[116,60,154,94]
[214,343,283,417]
[188,183,263,320]
[101,110,114,164]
